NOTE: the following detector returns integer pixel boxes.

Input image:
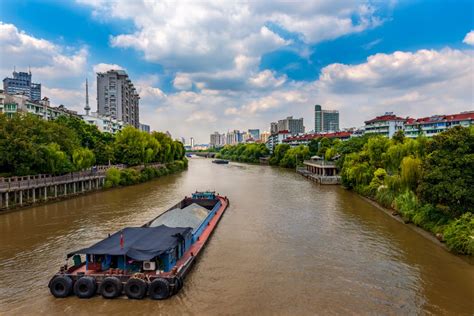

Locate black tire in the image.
[49,275,73,298]
[73,276,97,298]
[172,276,183,295]
[149,278,170,300]
[100,277,123,299]
[124,278,148,300]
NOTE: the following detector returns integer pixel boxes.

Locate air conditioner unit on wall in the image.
[143,261,156,271]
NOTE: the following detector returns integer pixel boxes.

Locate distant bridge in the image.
[186,151,216,158]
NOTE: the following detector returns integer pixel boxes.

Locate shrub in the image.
[443,212,474,255]
[119,169,141,185]
[104,167,121,188]
[394,190,419,222]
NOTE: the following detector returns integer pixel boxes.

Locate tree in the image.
[73,148,96,170]
[269,144,290,165]
[400,156,422,191]
[418,126,474,217]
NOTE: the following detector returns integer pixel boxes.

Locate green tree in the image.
[72,148,96,170]
[418,126,474,217]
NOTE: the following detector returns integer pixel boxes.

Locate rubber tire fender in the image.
[49,275,73,298]
[124,278,148,300]
[173,276,183,295]
[73,276,97,298]
[100,276,123,299]
[149,278,170,300]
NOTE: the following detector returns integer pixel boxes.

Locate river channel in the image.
[0,158,473,315]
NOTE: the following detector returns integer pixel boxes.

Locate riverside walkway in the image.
[0,163,163,210]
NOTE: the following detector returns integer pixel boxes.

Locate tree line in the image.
[0,114,186,177]
[218,127,474,255]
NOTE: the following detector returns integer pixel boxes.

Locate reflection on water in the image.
[0,158,473,315]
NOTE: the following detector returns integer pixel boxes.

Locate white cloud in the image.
[249,70,287,88]
[318,48,473,92]
[93,63,125,73]
[0,22,87,82]
[173,73,193,90]
[463,30,474,46]
[185,111,217,123]
[78,1,385,75]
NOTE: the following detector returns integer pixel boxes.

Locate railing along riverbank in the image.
[0,163,165,211]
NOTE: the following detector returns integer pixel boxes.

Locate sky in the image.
[0,0,473,143]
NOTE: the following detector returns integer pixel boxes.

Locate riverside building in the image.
[404,111,474,138]
[0,94,78,120]
[364,112,406,138]
[97,70,140,128]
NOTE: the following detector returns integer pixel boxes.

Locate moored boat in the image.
[212,159,229,164]
[48,191,229,300]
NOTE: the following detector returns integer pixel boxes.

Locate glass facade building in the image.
[314,105,339,132]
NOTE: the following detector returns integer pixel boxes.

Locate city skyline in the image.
[0,1,473,143]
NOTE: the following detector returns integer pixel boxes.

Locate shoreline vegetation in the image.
[0,113,188,208]
[216,126,474,256]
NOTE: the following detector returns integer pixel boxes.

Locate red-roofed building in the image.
[364,112,406,138]
[404,111,474,138]
[283,131,352,146]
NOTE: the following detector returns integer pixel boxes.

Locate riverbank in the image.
[0,159,188,213]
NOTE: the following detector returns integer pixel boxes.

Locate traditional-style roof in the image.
[405,111,474,126]
[283,131,352,142]
[365,114,406,124]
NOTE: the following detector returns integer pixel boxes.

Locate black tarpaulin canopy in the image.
[68,225,192,261]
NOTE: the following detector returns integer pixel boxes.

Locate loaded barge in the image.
[48,191,229,300]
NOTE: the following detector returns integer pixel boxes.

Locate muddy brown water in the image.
[0,158,473,315]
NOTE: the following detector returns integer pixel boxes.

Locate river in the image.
[0,158,473,315]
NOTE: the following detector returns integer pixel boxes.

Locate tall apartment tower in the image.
[3,70,41,101]
[97,70,140,128]
[277,116,304,135]
[314,104,339,132]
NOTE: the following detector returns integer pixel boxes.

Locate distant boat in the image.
[185,153,192,158]
[48,191,229,300]
[212,159,229,164]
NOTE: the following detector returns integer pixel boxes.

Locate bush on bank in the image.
[104,159,188,189]
[216,143,269,163]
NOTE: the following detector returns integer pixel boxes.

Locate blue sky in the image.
[0,0,473,142]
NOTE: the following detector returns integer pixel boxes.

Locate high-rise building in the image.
[210,132,226,147]
[314,104,339,132]
[190,137,195,149]
[277,116,304,135]
[248,129,260,140]
[97,69,140,128]
[270,122,278,134]
[260,131,270,143]
[226,130,243,145]
[3,70,41,101]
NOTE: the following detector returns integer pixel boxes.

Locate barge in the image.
[212,159,229,164]
[48,191,229,300]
